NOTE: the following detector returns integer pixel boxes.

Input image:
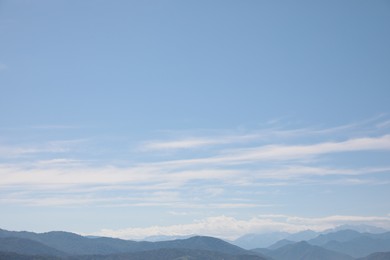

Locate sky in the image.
[0,0,390,240]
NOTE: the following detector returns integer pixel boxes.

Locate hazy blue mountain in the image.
[233,232,290,249]
[267,239,295,250]
[322,235,390,258]
[0,237,65,257]
[262,241,354,260]
[0,251,60,260]
[232,225,388,250]
[325,225,388,234]
[372,232,390,240]
[357,251,390,260]
[285,230,319,241]
[68,248,268,260]
[0,229,134,255]
[308,229,363,246]
[2,227,390,260]
[149,236,256,255]
[0,249,268,260]
[0,229,266,258]
[305,229,390,258]
[143,234,195,242]
[251,247,273,257]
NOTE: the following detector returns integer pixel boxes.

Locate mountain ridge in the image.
[1,227,390,260]
[231,225,388,249]
[254,240,354,260]
[0,228,268,260]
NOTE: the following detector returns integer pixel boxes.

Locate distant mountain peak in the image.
[267,239,295,250]
[143,234,195,242]
[326,224,388,234]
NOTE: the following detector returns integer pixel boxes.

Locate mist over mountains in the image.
[231,224,388,249]
[1,225,389,260]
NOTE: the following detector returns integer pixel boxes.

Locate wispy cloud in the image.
[149,135,390,168]
[1,160,386,190]
[377,120,390,129]
[34,158,85,167]
[140,134,260,151]
[29,125,82,130]
[0,161,387,208]
[142,138,225,150]
[0,63,7,70]
[139,115,390,152]
[0,139,87,158]
[0,118,389,209]
[92,214,390,240]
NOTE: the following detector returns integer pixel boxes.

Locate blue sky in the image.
[1,0,390,239]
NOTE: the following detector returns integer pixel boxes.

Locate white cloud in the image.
[232,134,390,162]
[0,120,389,208]
[140,133,260,151]
[377,120,390,129]
[139,116,390,152]
[168,211,189,216]
[92,214,390,240]
[1,161,386,194]
[0,146,41,157]
[150,135,390,168]
[142,138,222,150]
[0,139,86,158]
[257,166,390,179]
[29,125,81,130]
[1,133,389,207]
[35,158,84,166]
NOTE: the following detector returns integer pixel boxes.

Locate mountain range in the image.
[253,240,354,260]
[251,228,390,260]
[0,229,266,260]
[0,226,389,260]
[231,225,388,249]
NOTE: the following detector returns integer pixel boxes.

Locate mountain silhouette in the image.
[0,237,65,257]
[258,241,354,260]
[267,239,294,250]
[306,229,390,258]
[2,227,390,260]
[0,229,268,259]
[322,235,390,258]
[309,229,363,246]
[233,232,290,249]
[357,251,390,260]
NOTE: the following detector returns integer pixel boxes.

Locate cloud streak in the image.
[140,133,260,151]
[0,139,87,158]
[0,119,389,211]
[93,214,390,240]
[150,134,390,168]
